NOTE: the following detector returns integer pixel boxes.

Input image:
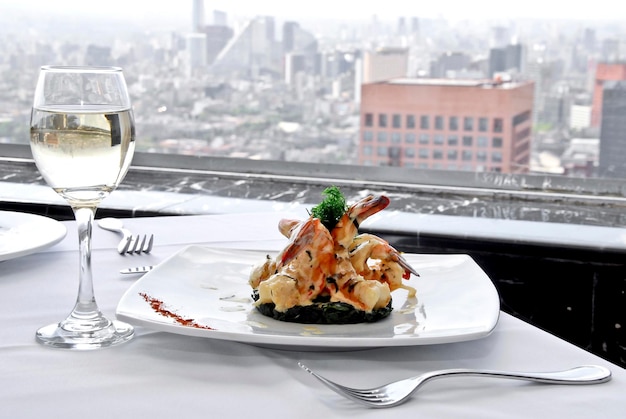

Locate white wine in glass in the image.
[30,66,136,349]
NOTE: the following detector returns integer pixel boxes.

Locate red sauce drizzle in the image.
[140,292,213,330]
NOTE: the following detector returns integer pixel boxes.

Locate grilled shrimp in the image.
[331,275,392,311]
[249,255,277,289]
[349,233,418,298]
[252,194,417,313]
[331,194,390,248]
[255,217,336,311]
[250,217,326,288]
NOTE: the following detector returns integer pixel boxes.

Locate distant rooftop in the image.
[387,77,528,89]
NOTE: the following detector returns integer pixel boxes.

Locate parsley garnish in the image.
[310,186,347,230]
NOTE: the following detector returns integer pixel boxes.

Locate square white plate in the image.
[116,245,500,350]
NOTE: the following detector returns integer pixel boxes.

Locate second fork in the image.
[120,234,154,254]
[97,218,154,254]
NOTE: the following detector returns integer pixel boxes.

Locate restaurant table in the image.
[1,212,624,419]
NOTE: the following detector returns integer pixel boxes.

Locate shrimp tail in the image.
[278,218,301,238]
[351,195,390,227]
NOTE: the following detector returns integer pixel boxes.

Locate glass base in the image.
[36,318,134,350]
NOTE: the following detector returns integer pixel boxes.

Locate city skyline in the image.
[0,0,623,178]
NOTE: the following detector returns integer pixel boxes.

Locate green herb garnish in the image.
[310,186,347,230]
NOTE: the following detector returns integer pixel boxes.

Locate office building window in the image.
[493,117,503,133]
[405,148,415,158]
[447,150,458,160]
[379,113,387,127]
[449,116,458,131]
[377,146,387,156]
[492,137,503,147]
[420,115,429,129]
[434,134,445,144]
[392,114,401,128]
[406,114,415,129]
[492,151,503,162]
[364,113,374,127]
[477,136,488,147]
[464,117,474,131]
[419,148,429,158]
[462,135,473,146]
[435,115,444,130]
[433,149,443,159]
[419,133,429,144]
[447,135,458,146]
[462,150,473,161]
[377,132,387,142]
[513,110,531,126]
[363,131,373,142]
[477,151,487,161]
[363,146,373,156]
[405,133,416,143]
[391,132,402,143]
[478,117,488,132]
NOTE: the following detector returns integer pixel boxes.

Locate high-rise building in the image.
[570,104,592,130]
[598,81,626,177]
[316,50,354,79]
[281,21,317,82]
[212,16,279,76]
[591,62,626,128]
[488,43,524,78]
[362,47,408,83]
[186,33,207,76]
[213,10,227,26]
[397,17,407,37]
[192,0,205,32]
[491,26,510,48]
[203,25,234,65]
[583,28,597,52]
[430,51,472,78]
[359,78,534,172]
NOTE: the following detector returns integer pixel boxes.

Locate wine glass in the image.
[30,66,136,349]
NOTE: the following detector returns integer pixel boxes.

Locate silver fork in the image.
[97,218,154,255]
[298,363,611,409]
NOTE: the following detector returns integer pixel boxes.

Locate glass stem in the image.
[63,206,109,330]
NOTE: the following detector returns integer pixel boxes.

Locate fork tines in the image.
[120,234,154,254]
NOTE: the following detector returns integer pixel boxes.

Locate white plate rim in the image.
[0,210,67,262]
[116,245,501,350]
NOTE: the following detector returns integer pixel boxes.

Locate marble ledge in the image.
[4,181,626,254]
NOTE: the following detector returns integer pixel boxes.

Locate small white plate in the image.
[0,211,67,262]
[116,245,500,350]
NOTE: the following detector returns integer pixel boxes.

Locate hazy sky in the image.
[4,0,625,22]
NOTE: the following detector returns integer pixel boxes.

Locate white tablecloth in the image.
[0,212,623,419]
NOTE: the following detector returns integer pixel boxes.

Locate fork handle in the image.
[97,218,132,253]
[423,365,611,385]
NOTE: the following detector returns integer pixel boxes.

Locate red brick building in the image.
[591,62,626,128]
[359,78,534,173]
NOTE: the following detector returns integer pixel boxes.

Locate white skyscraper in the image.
[362,47,408,83]
[192,0,205,32]
[186,33,207,77]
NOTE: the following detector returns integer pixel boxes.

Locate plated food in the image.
[249,187,419,324]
